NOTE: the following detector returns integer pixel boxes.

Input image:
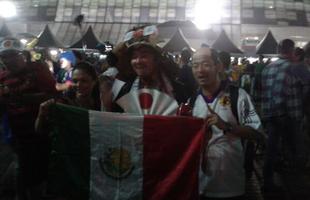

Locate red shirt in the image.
[1,62,58,141]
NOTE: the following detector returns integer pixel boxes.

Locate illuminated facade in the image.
[2,0,310,53]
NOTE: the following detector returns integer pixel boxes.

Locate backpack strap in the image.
[111,82,133,113]
[114,81,133,102]
[188,85,239,123]
[188,90,200,108]
[229,84,239,124]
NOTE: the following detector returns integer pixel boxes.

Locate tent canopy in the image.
[70,26,102,49]
[212,30,243,54]
[163,28,192,53]
[36,25,63,48]
[256,30,278,55]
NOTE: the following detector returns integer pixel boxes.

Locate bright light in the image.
[0,1,17,18]
[247,57,258,64]
[99,54,107,60]
[50,49,58,56]
[193,0,224,29]
[20,39,27,44]
[271,57,279,62]
[291,35,303,39]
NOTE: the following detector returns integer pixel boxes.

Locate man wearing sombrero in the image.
[112,25,189,115]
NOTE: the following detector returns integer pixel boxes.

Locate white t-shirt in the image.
[192,87,261,198]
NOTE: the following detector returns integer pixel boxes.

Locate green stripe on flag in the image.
[47,104,204,200]
[48,103,90,200]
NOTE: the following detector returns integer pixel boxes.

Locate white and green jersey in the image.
[192,87,262,198]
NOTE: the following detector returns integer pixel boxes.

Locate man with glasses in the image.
[190,46,261,200]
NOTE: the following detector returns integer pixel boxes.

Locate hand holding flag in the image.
[35,99,56,133]
[38,99,56,119]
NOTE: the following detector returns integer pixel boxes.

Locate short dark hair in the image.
[278,39,295,55]
[181,48,192,63]
[72,50,84,61]
[74,61,97,80]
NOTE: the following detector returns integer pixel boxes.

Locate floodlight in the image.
[0,1,16,18]
[50,49,58,56]
[193,0,223,29]
[20,39,27,44]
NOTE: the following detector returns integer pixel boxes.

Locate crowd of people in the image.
[0,24,310,200]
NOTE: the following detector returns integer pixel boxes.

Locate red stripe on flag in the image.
[143,115,204,200]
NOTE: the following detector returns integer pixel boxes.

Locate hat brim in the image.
[127,41,162,55]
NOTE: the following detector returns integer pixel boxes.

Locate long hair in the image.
[73,62,100,109]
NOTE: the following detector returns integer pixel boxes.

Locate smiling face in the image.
[72,68,96,97]
[191,47,222,88]
[130,46,158,79]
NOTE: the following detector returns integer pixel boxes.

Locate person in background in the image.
[100,51,126,111]
[178,47,197,97]
[252,55,266,115]
[230,58,242,86]
[0,37,58,200]
[102,51,119,78]
[218,51,232,82]
[261,39,309,192]
[303,45,310,165]
[190,46,261,200]
[294,47,305,64]
[36,61,100,130]
[56,51,77,92]
[113,41,136,83]
[174,54,181,65]
[239,63,256,97]
[304,42,310,71]
[72,50,85,64]
[41,48,61,78]
[286,45,310,171]
[254,55,266,75]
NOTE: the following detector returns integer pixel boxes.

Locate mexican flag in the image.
[47,104,204,200]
